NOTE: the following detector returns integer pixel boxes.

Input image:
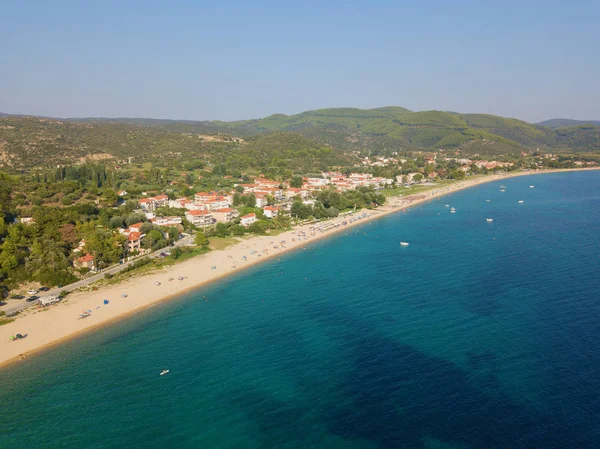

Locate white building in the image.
[240,213,257,227]
[185,210,215,228]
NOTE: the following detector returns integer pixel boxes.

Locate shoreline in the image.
[1,167,599,369]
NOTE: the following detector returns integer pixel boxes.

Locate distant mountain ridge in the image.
[536,118,600,129]
[1,107,600,168]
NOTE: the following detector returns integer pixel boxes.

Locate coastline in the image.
[1,167,598,369]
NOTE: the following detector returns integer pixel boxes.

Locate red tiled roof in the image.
[128,232,142,241]
[241,213,256,219]
[77,254,95,262]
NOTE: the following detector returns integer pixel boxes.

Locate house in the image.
[263,206,280,219]
[255,195,268,208]
[211,208,239,223]
[151,216,182,227]
[74,254,96,270]
[128,222,145,233]
[240,213,257,227]
[117,190,128,196]
[20,217,35,225]
[127,232,143,252]
[152,194,169,208]
[185,210,215,228]
[139,198,157,211]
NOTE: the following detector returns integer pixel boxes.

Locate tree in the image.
[230,224,246,236]
[290,175,303,188]
[214,223,230,237]
[194,231,209,247]
[125,213,146,226]
[109,216,126,229]
[101,189,119,206]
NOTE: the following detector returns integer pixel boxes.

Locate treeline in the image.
[290,187,386,219]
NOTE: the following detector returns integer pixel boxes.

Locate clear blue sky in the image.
[2,0,599,122]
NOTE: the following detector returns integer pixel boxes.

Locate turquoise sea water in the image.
[1,171,600,449]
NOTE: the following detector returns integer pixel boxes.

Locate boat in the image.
[450,207,456,211]
[500,189,505,192]
[160,370,170,376]
[500,185,506,188]
[450,210,456,213]
[529,185,535,188]
[518,200,524,204]
[486,218,493,222]
[485,199,491,202]
[445,204,450,207]
[400,242,409,246]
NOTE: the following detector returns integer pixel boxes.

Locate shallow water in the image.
[1,171,600,448]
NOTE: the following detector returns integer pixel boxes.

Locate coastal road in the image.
[1,235,195,316]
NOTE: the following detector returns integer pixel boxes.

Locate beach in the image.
[1,167,598,368]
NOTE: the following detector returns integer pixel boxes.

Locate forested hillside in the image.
[2,107,600,169]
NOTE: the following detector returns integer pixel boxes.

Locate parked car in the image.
[27,290,38,295]
[26,296,39,302]
[0,301,7,306]
[39,287,50,292]
[10,295,25,300]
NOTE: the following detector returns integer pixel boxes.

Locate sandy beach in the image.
[1,167,598,368]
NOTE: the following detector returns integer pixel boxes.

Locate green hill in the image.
[2,107,600,169]
[537,118,600,129]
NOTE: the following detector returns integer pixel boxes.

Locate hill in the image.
[2,107,600,169]
[537,118,600,129]
[0,116,353,171]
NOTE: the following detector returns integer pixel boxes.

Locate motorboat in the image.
[400,242,409,246]
[529,185,535,188]
[500,189,505,192]
[486,218,493,222]
[160,370,170,376]
[518,200,524,204]
[485,199,491,202]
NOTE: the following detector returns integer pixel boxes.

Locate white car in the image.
[27,290,38,295]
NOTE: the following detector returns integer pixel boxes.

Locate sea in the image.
[1,171,600,449]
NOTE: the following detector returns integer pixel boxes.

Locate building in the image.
[240,213,257,227]
[263,206,280,219]
[127,232,143,252]
[74,254,96,270]
[138,198,157,211]
[151,216,182,227]
[185,210,215,228]
[211,208,239,223]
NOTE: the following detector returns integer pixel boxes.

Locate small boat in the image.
[500,185,506,188]
[485,199,491,202]
[400,242,409,246]
[450,210,456,213]
[486,218,493,222]
[518,200,524,204]
[529,185,535,188]
[160,370,170,376]
[500,189,506,192]
[445,204,450,207]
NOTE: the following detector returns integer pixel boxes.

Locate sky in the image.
[2,0,599,123]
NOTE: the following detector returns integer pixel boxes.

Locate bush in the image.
[35,268,77,287]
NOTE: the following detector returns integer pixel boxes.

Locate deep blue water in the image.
[1,171,600,449]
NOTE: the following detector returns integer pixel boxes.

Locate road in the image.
[1,235,195,316]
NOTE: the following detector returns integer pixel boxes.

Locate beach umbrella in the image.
[103,299,109,305]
